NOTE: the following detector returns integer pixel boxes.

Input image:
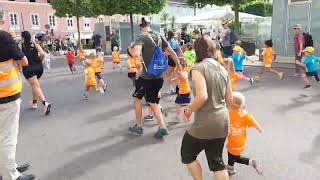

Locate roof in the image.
[169,0,188,5]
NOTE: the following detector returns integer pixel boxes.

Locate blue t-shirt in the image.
[168,39,179,54]
[232,53,246,71]
[303,55,320,72]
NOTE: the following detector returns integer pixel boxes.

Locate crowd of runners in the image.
[0,4,319,179]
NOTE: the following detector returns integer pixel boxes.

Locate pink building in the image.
[0,0,130,40]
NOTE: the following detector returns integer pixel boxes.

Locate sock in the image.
[32,100,37,104]
[249,160,253,166]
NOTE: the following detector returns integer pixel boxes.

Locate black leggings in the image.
[228,152,250,166]
[69,64,75,73]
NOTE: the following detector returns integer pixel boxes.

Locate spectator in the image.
[293,24,305,76]
[0,7,35,180]
[111,30,120,52]
[220,19,233,57]
[92,32,102,49]
[182,36,232,180]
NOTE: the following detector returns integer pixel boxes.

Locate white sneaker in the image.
[99,87,104,94]
[31,103,37,109]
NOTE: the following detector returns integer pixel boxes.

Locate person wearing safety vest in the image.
[0,8,35,180]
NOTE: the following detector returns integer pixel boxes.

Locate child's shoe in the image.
[226,165,236,176]
[251,160,263,175]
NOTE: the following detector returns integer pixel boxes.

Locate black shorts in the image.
[181,131,226,172]
[23,68,43,79]
[175,93,191,105]
[95,72,103,80]
[235,70,243,72]
[168,57,176,67]
[133,77,164,104]
[306,71,320,81]
[128,72,137,79]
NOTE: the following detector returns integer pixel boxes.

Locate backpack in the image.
[143,33,168,78]
[229,29,238,45]
[303,32,313,48]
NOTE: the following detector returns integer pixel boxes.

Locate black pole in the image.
[130,13,134,41]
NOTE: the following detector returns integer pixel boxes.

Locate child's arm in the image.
[255,123,263,133]
[126,60,131,69]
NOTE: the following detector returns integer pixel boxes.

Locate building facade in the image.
[272,0,319,56]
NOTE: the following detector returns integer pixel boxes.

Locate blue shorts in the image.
[175,93,191,105]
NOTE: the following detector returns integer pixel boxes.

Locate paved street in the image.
[17,57,320,180]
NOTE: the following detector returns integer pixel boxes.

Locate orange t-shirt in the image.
[127,57,142,73]
[229,71,239,91]
[262,47,276,66]
[112,51,120,63]
[227,108,258,156]
[85,66,96,86]
[78,50,86,61]
[91,58,104,73]
[178,69,191,95]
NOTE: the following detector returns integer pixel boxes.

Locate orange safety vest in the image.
[0,59,22,98]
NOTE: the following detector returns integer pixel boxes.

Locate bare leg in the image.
[258,66,266,77]
[134,97,143,126]
[267,67,281,78]
[28,76,46,103]
[187,160,203,180]
[149,103,165,128]
[213,170,229,180]
[176,104,181,116]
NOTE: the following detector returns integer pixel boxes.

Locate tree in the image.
[160,12,170,36]
[100,0,167,41]
[240,1,272,17]
[187,0,255,33]
[170,16,176,32]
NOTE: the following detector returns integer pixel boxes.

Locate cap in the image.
[139,17,151,28]
[233,46,242,52]
[303,47,315,54]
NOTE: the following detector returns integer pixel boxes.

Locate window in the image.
[49,15,56,27]
[98,16,104,23]
[84,17,90,30]
[67,18,74,30]
[9,13,18,27]
[289,0,312,4]
[31,14,40,28]
[30,0,36,2]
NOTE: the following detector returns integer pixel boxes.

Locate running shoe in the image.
[128,124,143,136]
[83,93,89,100]
[279,72,284,80]
[144,115,154,121]
[99,87,104,94]
[249,77,254,85]
[44,102,52,116]
[103,84,108,92]
[226,165,236,176]
[154,127,169,139]
[303,85,312,89]
[251,160,263,175]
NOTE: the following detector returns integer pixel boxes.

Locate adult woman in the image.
[166,31,183,94]
[181,36,232,180]
[292,24,305,76]
[21,31,51,115]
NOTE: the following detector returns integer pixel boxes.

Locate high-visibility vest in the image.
[0,59,22,98]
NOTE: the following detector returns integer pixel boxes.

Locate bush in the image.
[240,1,273,17]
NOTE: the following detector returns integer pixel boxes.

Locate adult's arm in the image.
[17,56,28,67]
[225,80,233,108]
[128,43,142,59]
[298,36,304,56]
[35,43,45,60]
[184,70,208,119]
[165,46,182,71]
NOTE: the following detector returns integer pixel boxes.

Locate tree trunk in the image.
[130,13,134,41]
[76,16,81,48]
[234,0,240,34]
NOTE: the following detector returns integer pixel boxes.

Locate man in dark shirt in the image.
[128,17,182,138]
[0,7,35,180]
[92,32,102,49]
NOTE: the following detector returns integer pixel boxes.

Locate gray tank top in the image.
[188,58,230,139]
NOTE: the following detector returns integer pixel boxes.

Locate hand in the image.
[183,108,192,123]
[298,52,302,56]
[295,60,300,64]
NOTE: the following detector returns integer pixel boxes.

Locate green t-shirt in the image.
[184,50,196,66]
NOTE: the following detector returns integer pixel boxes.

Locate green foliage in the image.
[187,0,255,8]
[170,16,176,32]
[50,0,97,17]
[160,12,170,25]
[240,1,273,17]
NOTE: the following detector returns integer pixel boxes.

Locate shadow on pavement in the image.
[299,134,320,166]
[274,94,320,114]
[42,133,165,180]
[86,104,133,124]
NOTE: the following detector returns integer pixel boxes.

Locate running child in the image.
[171,58,191,122]
[232,46,254,84]
[90,52,107,93]
[224,58,240,91]
[234,40,247,55]
[83,60,97,100]
[255,40,284,81]
[127,49,142,86]
[183,42,196,73]
[227,92,263,176]
[78,46,86,66]
[66,47,76,74]
[96,47,104,61]
[295,47,320,89]
[112,46,121,71]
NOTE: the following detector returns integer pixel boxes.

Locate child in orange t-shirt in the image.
[171,59,191,122]
[127,49,142,86]
[227,92,263,176]
[255,40,284,81]
[78,47,86,66]
[112,46,122,71]
[83,60,97,100]
[90,52,107,94]
[224,58,240,91]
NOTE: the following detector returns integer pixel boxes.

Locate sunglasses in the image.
[293,28,298,30]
